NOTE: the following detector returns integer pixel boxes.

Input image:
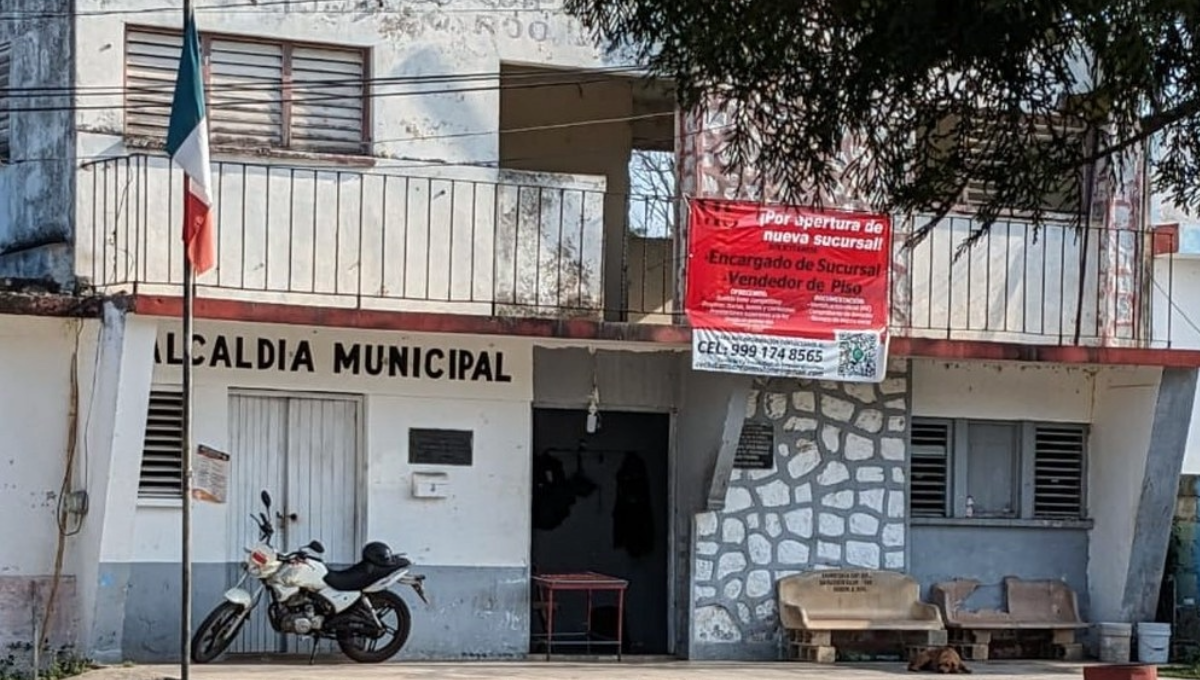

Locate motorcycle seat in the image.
[323,556,410,592]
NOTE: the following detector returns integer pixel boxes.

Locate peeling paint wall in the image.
[0,0,76,282]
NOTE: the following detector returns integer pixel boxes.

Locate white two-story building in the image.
[2,0,1200,664]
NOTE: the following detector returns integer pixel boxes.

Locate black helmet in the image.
[362,541,394,566]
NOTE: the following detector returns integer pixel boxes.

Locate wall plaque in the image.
[733,420,775,470]
[409,428,474,466]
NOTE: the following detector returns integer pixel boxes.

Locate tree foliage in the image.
[564,0,1200,243]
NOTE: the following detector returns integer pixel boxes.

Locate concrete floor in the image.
[80,660,1097,680]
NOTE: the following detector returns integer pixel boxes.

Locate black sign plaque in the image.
[733,420,775,470]
[408,428,475,466]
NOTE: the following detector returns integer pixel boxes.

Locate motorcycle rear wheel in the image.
[337,590,413,663]
[191,601,247,663]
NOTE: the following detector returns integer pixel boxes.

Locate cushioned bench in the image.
[931,577,1087,660]
[778,570,947,663]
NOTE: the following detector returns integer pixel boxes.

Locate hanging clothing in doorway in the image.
[612,451,655,558]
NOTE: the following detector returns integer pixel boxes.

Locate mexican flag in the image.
[166,7,215,274]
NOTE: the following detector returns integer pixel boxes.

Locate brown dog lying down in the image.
[907,646,972,674]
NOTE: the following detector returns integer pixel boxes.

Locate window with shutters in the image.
[124,27,368,155]
[910,419,951,518]
[929,113,1087,215]
[139,387,185,499]
[0,42,11,161]
[909,417,1088,521]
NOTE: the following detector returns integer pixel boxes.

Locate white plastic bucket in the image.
[1097,622,1133,663]
[1136,621,1171,664]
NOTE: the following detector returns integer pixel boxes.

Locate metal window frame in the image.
[910,415,1090,521]
[909,417,954,518]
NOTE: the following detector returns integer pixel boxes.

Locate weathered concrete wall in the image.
[0,0,76,282]
[0,314,85,649]
[69,0,634,301]
[909,525,1091,615]
[532,346,681,410]
[689,360,910,661]
[673,365,755,658]
[121,563,528,662]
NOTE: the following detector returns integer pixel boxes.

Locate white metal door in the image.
[225,392,361,656]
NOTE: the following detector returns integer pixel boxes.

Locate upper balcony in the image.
[78,152,1185,351]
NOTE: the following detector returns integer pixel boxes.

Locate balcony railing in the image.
[78,154,679,322]
[892,214,1164,348]
[78,154,1180,348]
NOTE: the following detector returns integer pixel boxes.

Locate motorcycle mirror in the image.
[307,540,325,554]
[260,490,272,509]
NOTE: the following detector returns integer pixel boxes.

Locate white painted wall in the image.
[911,359,1096,422]
[1087,366,1161,622]
[0,315,80,576]
[130,319,534,570]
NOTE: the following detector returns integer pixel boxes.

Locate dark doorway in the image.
[529,408,671,656]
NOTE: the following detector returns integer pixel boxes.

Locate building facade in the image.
[2,0,1200,665]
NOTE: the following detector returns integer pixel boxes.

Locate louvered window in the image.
[125,27,368,154]
[139,387,185,498]
[933,114,1086,214]
[1033,424,1087,519]
[910,419,951,518]
[910,417,1089,521]
[0,42,11,161]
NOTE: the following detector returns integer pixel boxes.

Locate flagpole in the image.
[179,6,194,680]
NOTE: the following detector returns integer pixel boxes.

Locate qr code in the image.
[836,331,880,379]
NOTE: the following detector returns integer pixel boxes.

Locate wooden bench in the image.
[930,577,1087,661]
[778,570,947,663]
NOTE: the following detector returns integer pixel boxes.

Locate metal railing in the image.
[79,154,1183,348]
[891,214,1169,348]
[78,154,679,322]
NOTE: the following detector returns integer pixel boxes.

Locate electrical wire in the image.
[2,71,659,113]
[0,63,649,97]
[0,114,716,191]
[0,0,583,19]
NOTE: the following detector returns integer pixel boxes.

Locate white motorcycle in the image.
[190,490,428,664]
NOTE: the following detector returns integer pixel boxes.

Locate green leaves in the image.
[567,0,1200,237]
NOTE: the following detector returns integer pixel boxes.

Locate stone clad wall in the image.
[690,360,911,660]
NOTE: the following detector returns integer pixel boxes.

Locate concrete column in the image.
[1120,367,1200,622]
[69,304,157,661]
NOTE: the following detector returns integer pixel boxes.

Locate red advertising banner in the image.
[684,199,892,381]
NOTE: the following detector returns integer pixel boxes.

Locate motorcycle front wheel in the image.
[337,590,413,663]
[191,601,248,663]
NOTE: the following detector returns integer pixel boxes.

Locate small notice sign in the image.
[733,421,775,470]
[193,445,230,504]
[817,571,875,593]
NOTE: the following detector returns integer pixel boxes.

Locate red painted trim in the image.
[129,295,1200,368]
[891,337,1200,368]
[128,295,693,344]
[1154,223,1181,256]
